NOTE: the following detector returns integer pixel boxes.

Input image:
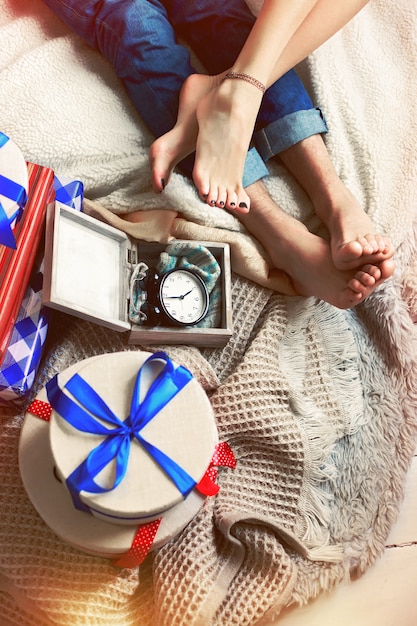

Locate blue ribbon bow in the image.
[46,352,197,514]
[0,132,27,249]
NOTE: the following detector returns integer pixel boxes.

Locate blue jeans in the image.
[44,0,328,186]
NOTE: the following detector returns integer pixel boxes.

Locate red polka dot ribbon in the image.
[27,398,52,422]
[211,441,237,469]
[114,442,236,569]
[196,441,236,496]
[112,518,162,569]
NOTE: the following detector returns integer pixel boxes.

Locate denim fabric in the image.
[242,148,269,188]
[44,0,328,186]
[255,108,329,161]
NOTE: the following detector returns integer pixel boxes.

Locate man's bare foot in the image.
[272,223,393,309]
[317,183,395,271]
[193,76,264,212]
[279,136,395,271]
[241,180,395,309]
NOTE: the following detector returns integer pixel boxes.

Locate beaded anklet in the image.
[224,71,266,94]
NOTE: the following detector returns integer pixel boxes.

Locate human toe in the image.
[215,187,227,209]
[225,190,238,211]
[207,195,218,208]
[349,264,384,294]
[235,189,250,214]
[361,263,382,282]
[336,240,363,264]
[149,144,168,193]
[193,168,210,203]
[379,258,396,280]
[357,234,379,255]
[375,234,395,257]
[199,183,224,210]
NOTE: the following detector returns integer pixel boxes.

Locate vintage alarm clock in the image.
[139,267,210,327]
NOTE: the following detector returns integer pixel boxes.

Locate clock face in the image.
[159,269,209,325]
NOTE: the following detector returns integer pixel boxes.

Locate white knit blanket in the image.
[0,0,417,624]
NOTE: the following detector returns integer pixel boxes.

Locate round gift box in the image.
[0,132,28,223]
[19,352,218,558]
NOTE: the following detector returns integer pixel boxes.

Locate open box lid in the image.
[43,203,132,332]
[43,203,234,348]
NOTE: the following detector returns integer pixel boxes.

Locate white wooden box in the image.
[42,204,233,347]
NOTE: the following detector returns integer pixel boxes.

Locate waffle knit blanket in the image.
[0,0,417,624]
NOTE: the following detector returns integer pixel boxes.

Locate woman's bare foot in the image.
[193,76,264,212]
[149,73,215,194]
[149,72,257,213]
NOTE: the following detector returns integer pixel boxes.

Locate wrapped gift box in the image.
[42,204,233,348]
[0,132,28,250]
[0,162,55,362]
[0,171,85,404]
[19,352,233,566]
[0,255,50,405]
[49,351,218,524]
[54,174,83,212]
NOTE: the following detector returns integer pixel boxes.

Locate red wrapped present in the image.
[0,162,55,364]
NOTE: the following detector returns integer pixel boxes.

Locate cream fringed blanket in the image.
[2,277,417,625]
[1,0,417,624]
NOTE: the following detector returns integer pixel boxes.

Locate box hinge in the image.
[127,247,137,266]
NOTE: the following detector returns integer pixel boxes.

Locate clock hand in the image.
[165,288,195,300]
[181,288,194,298]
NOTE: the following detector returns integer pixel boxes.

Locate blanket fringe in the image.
[283,298,365,438]
[317,305,366,436]
[304,543,344,563]
[278,297,367,561]
[290,396,343,560]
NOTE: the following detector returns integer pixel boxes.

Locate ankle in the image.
[214,76,264,114]
[311,177,354,224]
[243,186,308,246]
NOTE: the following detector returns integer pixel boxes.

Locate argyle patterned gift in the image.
[54,174,83,212]
[0,174,84,404]
[0,131,28,250]
[0,162,55,360]
[0,257,49,405]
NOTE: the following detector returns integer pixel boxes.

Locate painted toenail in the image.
[219,201,224,206]
[230,202,236,207]
[239,202,248,209]
[210,200,216,205]
[161,178,165,190]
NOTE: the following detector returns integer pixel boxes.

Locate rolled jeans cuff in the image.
[254,107,328,162]
[242,148,269,188]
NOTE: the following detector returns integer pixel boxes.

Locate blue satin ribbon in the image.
[46,352,197,513]
[0,133,27,249]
